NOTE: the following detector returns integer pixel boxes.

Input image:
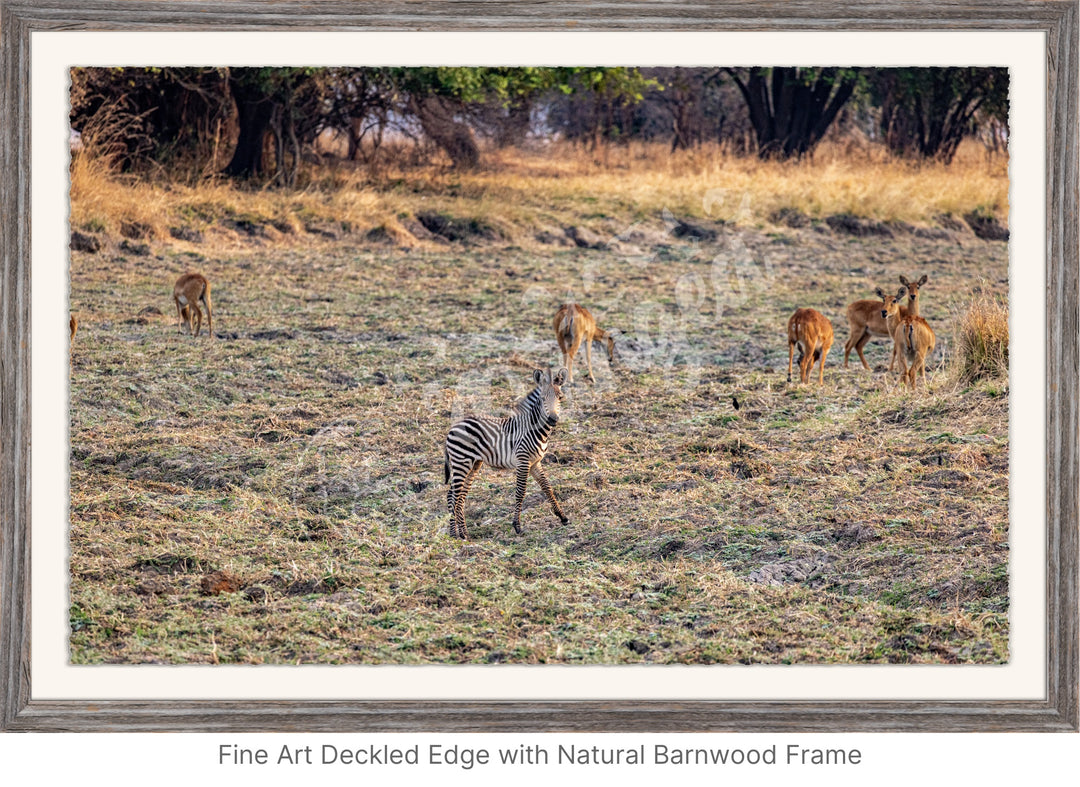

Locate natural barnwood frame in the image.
[0,1,1076,732]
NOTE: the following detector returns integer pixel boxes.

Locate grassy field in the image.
[68,148,1010,665]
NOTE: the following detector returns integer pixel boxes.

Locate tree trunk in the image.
[411,95,480,169]
[727,67,856,160]
[222,77,276,178]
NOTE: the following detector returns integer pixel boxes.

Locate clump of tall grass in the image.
[954,292,1009,383]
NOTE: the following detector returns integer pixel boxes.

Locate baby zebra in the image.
[444,367,570,539]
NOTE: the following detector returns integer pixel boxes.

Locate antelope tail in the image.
[905,323,915,353]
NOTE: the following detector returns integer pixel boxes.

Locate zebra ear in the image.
[533,369,543,384]
[553,368,568,386]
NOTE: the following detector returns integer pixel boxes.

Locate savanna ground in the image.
[69,142,1010,665]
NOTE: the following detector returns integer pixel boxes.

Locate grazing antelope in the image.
[553,303,615,384]
[444,368,569,539]
[69,314,78,342]
[843,274,928,370]
[881,287,936,389]
[173,273,213,338]
[787,308,834,385]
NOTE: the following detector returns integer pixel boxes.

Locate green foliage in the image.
[388,66,559,105]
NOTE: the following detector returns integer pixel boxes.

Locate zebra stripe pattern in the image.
[443,367,569,538]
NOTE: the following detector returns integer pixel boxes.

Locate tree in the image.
[388,67,563,168]
[544,68,657,151]
[645,67,730,152]
[318,68,395,163]
[69,67,229,174]
[221,68,318,182]
[724,67,859,159]
[873,67,1008,164]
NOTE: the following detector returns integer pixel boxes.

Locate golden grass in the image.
[954,291,1009,383]
[69,139,1009,250]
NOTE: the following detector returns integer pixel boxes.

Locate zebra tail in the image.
[444,445,450,484]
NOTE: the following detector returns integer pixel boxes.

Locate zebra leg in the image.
[511,464,530,534]
[455,461,482,538]
[448,459,480,539]
[447,473,464,537]
[531,463,568,525]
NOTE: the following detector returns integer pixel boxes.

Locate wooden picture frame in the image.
[1,0,1076,732]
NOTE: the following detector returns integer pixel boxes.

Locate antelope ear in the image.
[918,274,928,286]
[899,275,910,286]
[533,369,543,384]
[553,368,568,386]
[896,287,907,299]
[875,287,885,299]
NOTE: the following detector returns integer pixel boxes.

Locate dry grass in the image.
[69,139,1008,253]
[68,191,1010,665]
[953,290,1009,384]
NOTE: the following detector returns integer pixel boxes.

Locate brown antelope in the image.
[553,303,615,384]
[173,273,213,338]
[69,314,78,342]
[843,274,928,370]
[881,286,936,389]
[787,308,834,385]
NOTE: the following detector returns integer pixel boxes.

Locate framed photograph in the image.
[1,1,1076,732]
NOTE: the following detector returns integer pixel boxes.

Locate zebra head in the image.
[532,367,568,424]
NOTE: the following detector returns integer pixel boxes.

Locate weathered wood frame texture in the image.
[1,0,1076,732]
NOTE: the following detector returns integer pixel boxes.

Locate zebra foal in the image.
[443,367,570,539]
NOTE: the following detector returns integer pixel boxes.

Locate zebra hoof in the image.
[559,516,570,525]
[512,520,522,534]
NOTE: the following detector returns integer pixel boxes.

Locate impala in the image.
[881,286,936,389]
[843,274,928,370]
[553,303,615,384]
[787,307,834,385]
[173,272,213,339]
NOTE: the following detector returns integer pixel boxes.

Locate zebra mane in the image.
[510,385,543,419]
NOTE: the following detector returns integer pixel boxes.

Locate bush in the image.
[955,292,1009,382]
